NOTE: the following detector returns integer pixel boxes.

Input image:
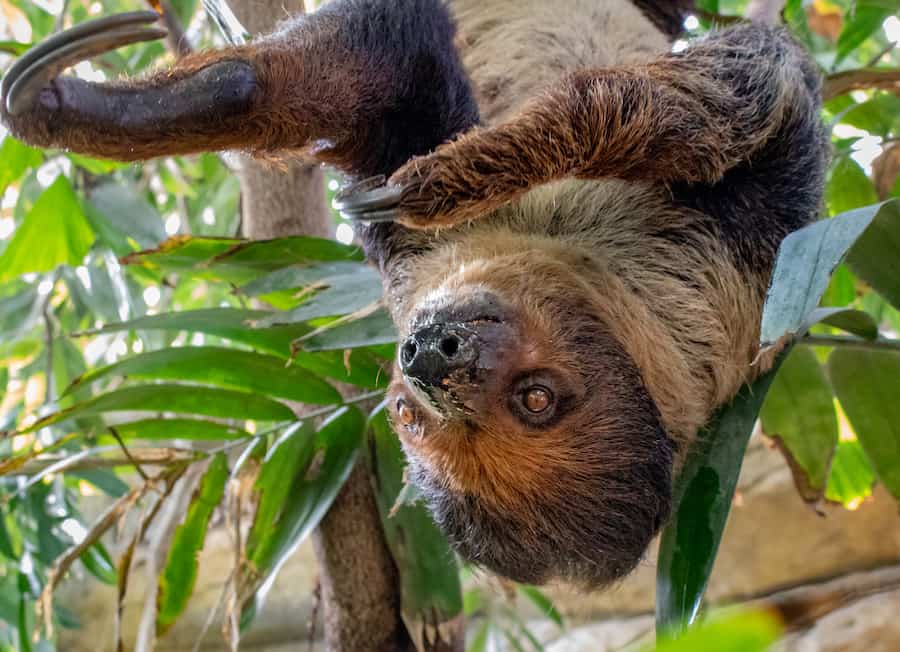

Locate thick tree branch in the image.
[823,68,900,101]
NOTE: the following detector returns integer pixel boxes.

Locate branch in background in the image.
[15,447,199,478]
[823,68,900,101]
[148,0,193,56]
[801,334,900,352]
[745,0,787,24]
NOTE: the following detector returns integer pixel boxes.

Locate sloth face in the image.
[386,260,675,588]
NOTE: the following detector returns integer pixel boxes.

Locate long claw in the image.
[2,11,166,115]
[333,176,404,222]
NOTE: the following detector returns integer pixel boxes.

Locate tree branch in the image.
[801,333,900,352]
[745,0,786,25]
[823,68,900,101]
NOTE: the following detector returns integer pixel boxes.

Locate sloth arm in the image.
[388,24,826,229]
[0,0,478,179]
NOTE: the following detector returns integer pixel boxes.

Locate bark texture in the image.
[228,1,414,649]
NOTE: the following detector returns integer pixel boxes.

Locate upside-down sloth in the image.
[1,0,827,588]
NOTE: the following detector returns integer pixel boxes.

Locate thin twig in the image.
[866,41,897,68]
[801,333,900,352]
[109,426,150,481]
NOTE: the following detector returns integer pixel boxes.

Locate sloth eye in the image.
[522,386,553,413]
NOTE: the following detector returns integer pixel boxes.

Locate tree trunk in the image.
[229,1,415,649]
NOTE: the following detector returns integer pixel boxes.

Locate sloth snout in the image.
[400,323,478,388]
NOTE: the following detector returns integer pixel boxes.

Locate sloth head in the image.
[386,251,675,588]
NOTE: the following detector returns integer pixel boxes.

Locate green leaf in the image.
[0,137,42,198]
[518,585,564,628]
[67,346,342,405]
[367,408,463,623]
[650,610,781,652]
[825,439,876,507]
[834,2,894,66]
[69,469,130,497]
[804,307,879,340]
[253,272,383,327]
[0,176,95,282]
[821,264,856,308]
[760,200,899,347]
[156,453,229,635]
[242,407,364,620]
[79,542,117,585]
[85,181,166,253]
[121,235,364,283]
[0,41,31,56]
[828,349,900,501]
[107,418,252,441]
[826,157,878,216]
[86,309,388,388]
[21,384,294,432]
[760,347,838,502]
[301,309,398,351]
[656,353,786,635]
[238,261,372,297]
[845,200,900,311]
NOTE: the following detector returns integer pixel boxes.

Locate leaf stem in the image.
[801,333,900,352]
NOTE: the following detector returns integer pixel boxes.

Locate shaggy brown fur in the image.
[0,0,828,588]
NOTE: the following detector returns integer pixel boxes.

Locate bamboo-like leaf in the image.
[66,346,341,405]
[83,309,388,388]
[517,585,563,628]
[367,408,463,624]
[238,261,372,297]
[156,454,229,635]
[300,308,398,351]
[106,418,251,441]
[241,407,364,621]
[828,349,900,501]
[834,1,894,66]
[760,347,838,503]
[19,384,295,433]
[253,273,383,327]
[655,353,786,636]
[79,542,117,585]
[650,610,780,652]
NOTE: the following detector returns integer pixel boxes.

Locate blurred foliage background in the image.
[0,0,898,650]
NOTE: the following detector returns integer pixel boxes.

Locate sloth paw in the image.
[333,155,492,229]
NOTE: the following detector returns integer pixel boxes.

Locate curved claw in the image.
[2,11,166,115]
[333,175,405,223]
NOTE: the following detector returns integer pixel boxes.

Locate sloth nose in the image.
[399,323,477,387]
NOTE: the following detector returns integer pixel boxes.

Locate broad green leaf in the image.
[828,349,900,500]
[367,408,463,623]
[835,94,900,137]
[21,384,294,433]
[845,201,900,311]
[253,272,383,327]
[66,153,127,175]
[825,439,876,507]
[107,418,251,441]
[650,610,780,652]
[760,200,899,346]
[239,261,372,297]
[86,309,388,388]
[804,307,878,340]
[0,177,95,282]
[656,353,786,635]
[0,286,39,343]
[834,2,893,66]
[760,347,838,502]
[67,346,341,405]
[826,157,878,216]
[156,453,229,635]
[0,137,42,197]
[821,265,857,308]
[242,407,364,620]
[300,309,398,351]
[85,181,166,253]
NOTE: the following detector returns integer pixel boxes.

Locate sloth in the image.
[1,0,827,588]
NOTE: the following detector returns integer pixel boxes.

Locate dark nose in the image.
[399,323,478,386]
